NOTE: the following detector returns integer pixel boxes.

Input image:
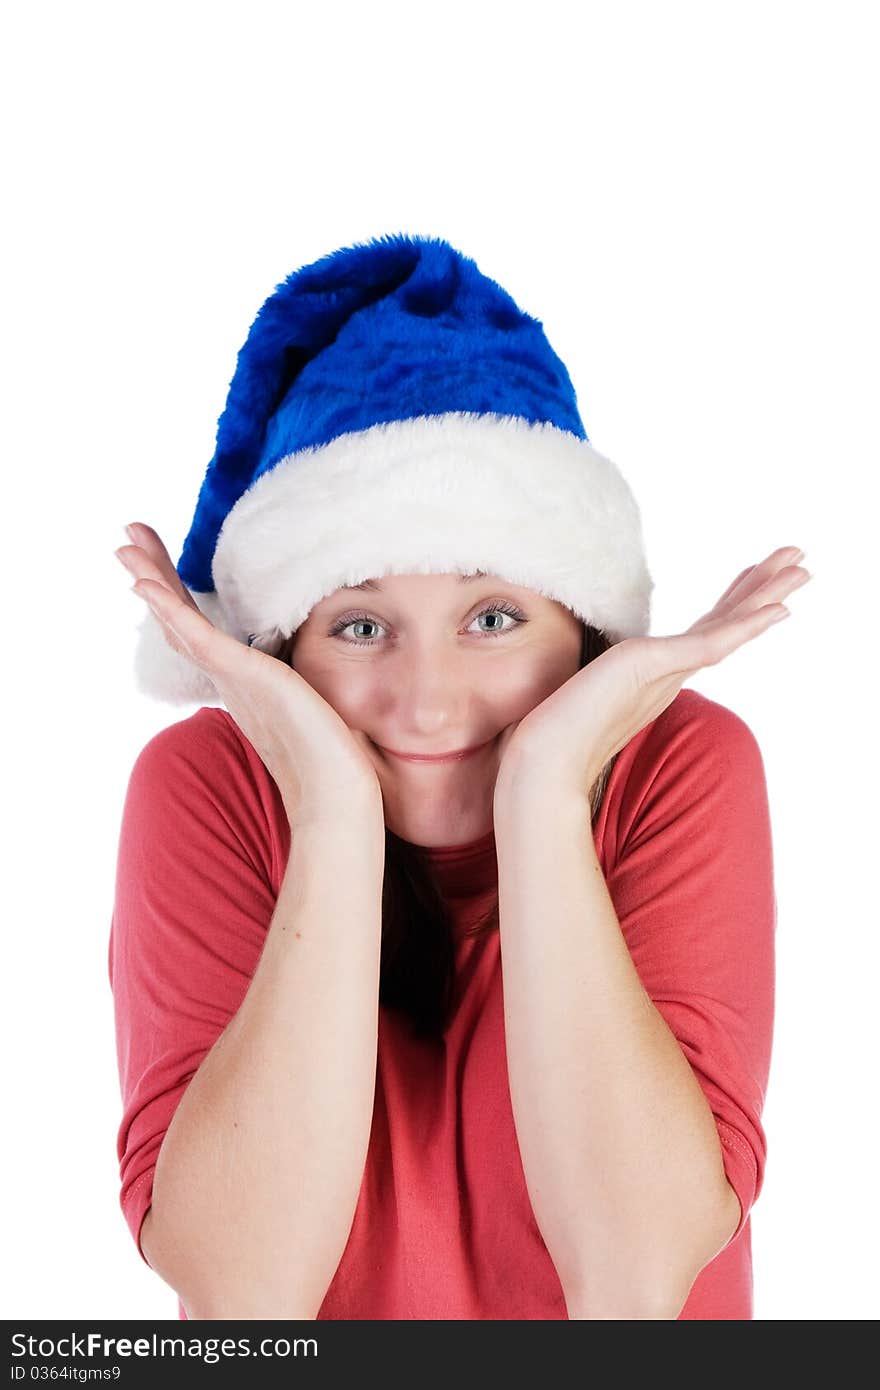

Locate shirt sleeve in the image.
[603,693,776,1248]
[107,710,282,1265]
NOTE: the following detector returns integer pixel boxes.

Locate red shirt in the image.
[109,687,775,1319]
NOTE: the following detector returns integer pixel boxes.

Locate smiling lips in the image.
[378,738,494,764]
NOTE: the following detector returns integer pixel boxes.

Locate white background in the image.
[3,0,876,1321]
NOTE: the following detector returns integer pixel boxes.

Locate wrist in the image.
[493,745,599,821]
[282,774,384,833]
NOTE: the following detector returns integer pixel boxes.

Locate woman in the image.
[109,233,810,1320]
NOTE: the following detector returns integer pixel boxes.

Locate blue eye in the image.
[472,603,521,634]
[337,617,383,645]
[328,600,526,647]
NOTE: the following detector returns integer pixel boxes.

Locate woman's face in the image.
[289,571,584,847]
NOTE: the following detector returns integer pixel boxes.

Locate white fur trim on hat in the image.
[133,412,654,705]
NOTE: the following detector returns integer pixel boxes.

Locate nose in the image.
[382,645,474,744]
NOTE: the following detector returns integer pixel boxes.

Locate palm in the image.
[494,546,810,798]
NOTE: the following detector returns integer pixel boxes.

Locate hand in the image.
[115,523,382,824]
[494,545,812,803]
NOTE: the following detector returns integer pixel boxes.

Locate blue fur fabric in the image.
[178,232,588,596]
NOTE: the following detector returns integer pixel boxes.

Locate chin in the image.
[381,784,497,847]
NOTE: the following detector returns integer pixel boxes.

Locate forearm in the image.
[143,790,386,1320]
[493,778,739,1320]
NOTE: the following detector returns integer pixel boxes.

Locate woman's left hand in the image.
[494,545,812,802]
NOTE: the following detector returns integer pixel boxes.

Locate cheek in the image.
[483,665,552,720]
[509,646,581,712]
[294,658,378,723]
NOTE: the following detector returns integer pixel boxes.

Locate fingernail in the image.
[124,524,138,542]
[771,606,791,623]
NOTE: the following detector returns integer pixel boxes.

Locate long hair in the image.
[368,622,617,1043]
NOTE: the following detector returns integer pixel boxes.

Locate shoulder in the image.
[126,707,275,822]
[628,687,764,781]
[122,709,286,883]
[601,689,770,855]
[132,707,257,782]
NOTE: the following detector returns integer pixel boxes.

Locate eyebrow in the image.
[344,570,489,593]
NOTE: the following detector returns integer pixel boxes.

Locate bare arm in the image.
[141,787,386,1320]
[493,782,739,1320]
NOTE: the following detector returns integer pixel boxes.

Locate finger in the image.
[671,599,790,670]
[732,547,804,594]
[131,575,225,661]
[728,563,809,619]
[117,545,184,603]
[708,549,805,624]
[717,564,757,605]
[689,601,791,666]
[135,578,276,697]
[131,578,198,663]
[123,523,201,612]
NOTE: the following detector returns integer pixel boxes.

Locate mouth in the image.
[376,736,496,764]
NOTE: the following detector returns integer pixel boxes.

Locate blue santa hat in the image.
[133,231,654,705]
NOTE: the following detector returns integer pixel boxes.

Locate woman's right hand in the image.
[115,523,383,826]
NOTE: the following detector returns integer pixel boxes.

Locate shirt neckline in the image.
[418,826,497,859]
[413,825,499,900]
